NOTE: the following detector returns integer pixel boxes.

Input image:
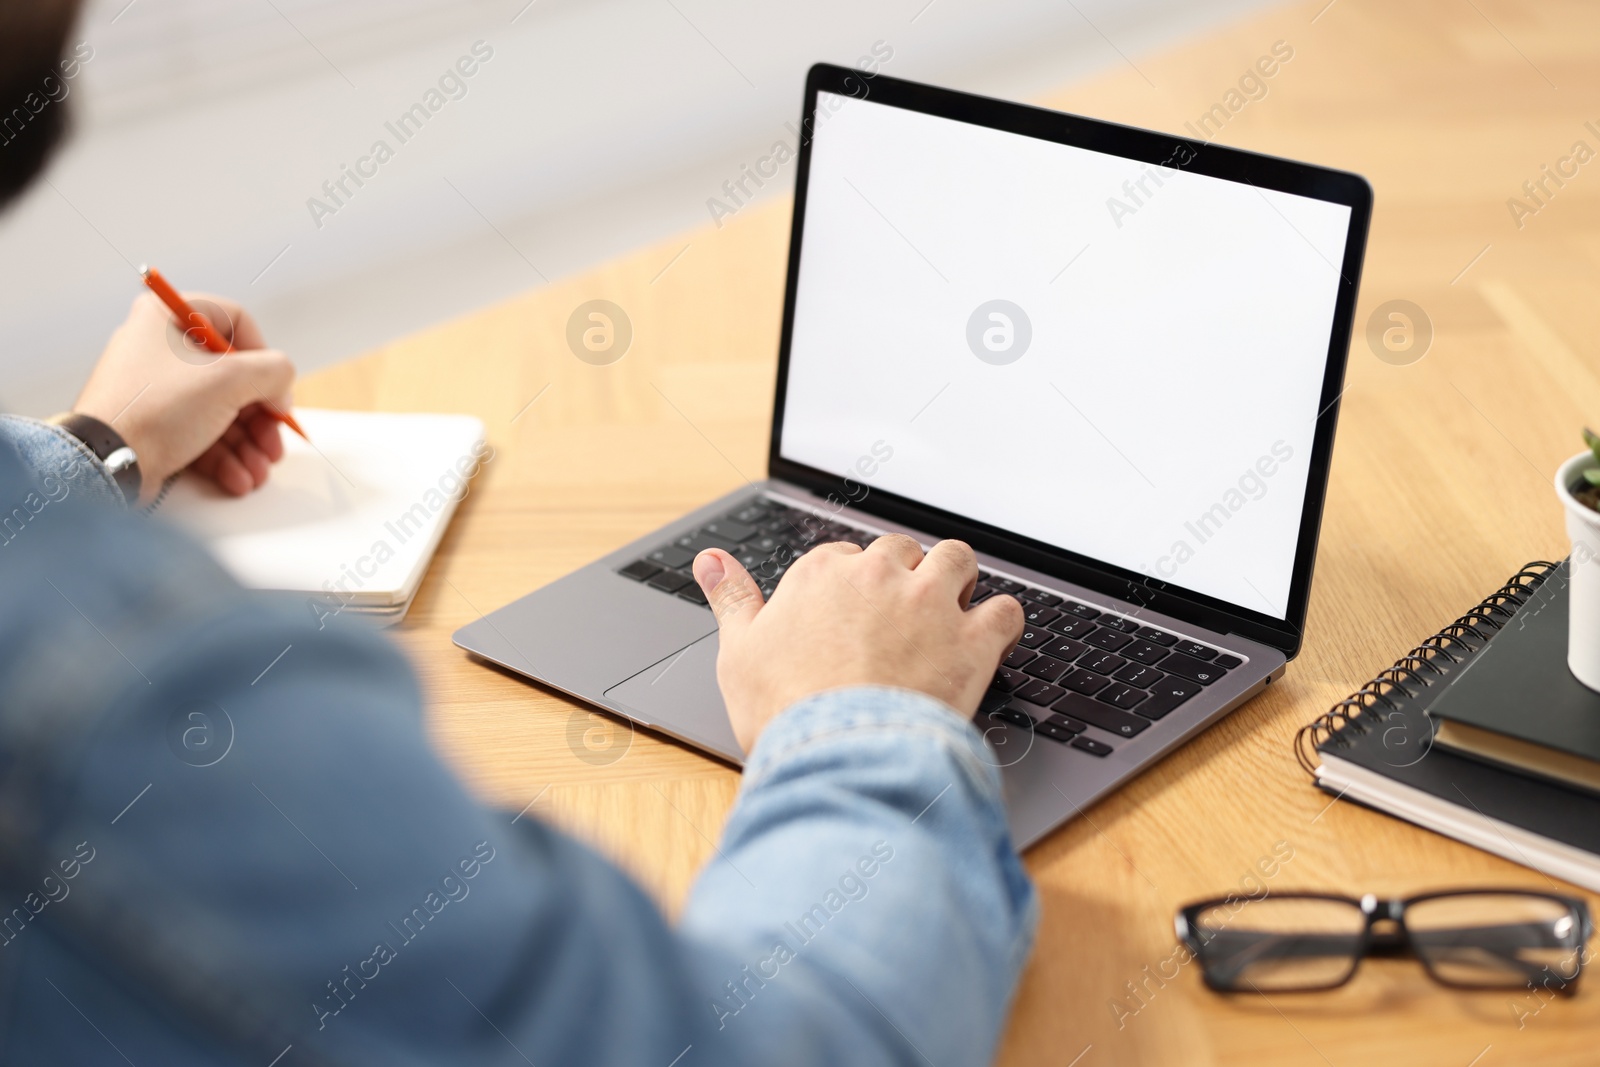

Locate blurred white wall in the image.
[0,0,1278,414]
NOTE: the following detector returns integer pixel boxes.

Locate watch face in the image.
[102,445,141,503]
[104,446,138,476]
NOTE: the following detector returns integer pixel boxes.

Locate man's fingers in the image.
[193,440,253,496]
[184,292,267,350]
[244,409,285,462]
[865,533,924,569]
[233,437,272,486]
[967,593,1025,659]
[918,540,979,604]
[695,549,765,636]
[217,348,296,412]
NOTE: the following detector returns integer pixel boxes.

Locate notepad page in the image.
[159,408,487,605]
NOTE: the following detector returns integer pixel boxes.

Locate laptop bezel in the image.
[766,63,1372,658]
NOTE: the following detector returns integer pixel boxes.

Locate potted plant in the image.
[1556,429,1600,690]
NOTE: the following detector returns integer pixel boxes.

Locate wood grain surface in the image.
[295,1,1600,1061]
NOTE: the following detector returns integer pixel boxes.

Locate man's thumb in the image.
[694,549,764,633]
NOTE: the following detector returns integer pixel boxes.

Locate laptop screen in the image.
[777,91,1352,622]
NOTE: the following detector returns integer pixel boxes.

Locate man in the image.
[0,3,1035,1063]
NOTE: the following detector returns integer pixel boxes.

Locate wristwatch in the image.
[47,412,141,504]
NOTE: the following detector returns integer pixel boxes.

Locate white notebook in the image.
[159,409,487,625]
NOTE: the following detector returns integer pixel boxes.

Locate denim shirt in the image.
[0,414,1036,1065]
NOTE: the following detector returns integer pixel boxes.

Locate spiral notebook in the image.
[158,408,487,627]
[1297,560,1600,892]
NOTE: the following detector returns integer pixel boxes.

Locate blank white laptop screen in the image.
[779,92,1352,620]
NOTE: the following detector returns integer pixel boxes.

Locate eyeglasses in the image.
[1175,890,1593,993]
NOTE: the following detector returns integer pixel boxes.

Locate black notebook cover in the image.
[1428,574,1600,761]
[1300,561,1600,856]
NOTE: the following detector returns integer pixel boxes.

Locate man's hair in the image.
[0,0,84,206]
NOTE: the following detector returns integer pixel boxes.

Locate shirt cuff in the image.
[0,414,125,509]
[741,685,1004,805]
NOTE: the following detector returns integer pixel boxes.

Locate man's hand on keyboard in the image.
[692,534,1024,753]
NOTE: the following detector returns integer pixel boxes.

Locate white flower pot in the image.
[1556,451,1600,691]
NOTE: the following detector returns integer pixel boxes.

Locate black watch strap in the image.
[48,412,141,504]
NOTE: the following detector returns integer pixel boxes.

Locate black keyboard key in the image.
[984,705,1035,730]
[1098,683,1147,710]
[1021,655,1072,683]
[702,519,758,543]
[729,503,770,524]
[1047,713,1088,734]
[785,515,829,544]
[1042,637,1088,662]
[1060,669,1110,695]
[1016,679,1067,706]
[1019,589,1063,607]
[992,666,1027,692]
[1136,626,1178,646]
[646,569,692,593]
[1085,628,1133,652]
[1016,626,1051,649]
[620,559,662,581]
[1136,677,1201,719]
[1036,719,1078,743]
[1159,652,1227,685]
[1213,653,1243,670]
[1079,651,1127,676]
[1051,692,1150,738]
[676,529,739,555]
[1099,616,1139,634]
[751,557,788,583]
[677,584,709,605]
[648,545,695,569]
[755,537,795,561]
[969,585,995,605]
[1121,639,1169,666]
[1047,616,1096,639]
[1114,663,1165,688]
[977,569,992,581]
[977,690,1012,715]
[1065,602,1101,620]
[989,577,1024,594]
[1022,605,1061,627]
[1071,736,1114,757]
[1003,647,1036,670]
[1173,641,1218,661]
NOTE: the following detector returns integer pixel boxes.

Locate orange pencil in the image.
[139,265,309,442]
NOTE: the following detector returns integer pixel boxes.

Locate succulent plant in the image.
[1584,428,1600,485]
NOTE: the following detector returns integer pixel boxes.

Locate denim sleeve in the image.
[681,688,1038,1064]
[0,414,125,517]
[0,435,1035,1067]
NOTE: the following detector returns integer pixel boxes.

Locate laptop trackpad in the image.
[605,631,742,763]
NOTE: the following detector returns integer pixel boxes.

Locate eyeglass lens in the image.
[1189,893,1584,991]
[1192,897,1366,991]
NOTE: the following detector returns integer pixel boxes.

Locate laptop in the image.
[454,64,1372,848]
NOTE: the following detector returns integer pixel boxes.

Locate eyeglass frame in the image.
[1173,888,1594,993]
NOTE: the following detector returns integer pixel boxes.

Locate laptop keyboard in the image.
[616,496,1247,759]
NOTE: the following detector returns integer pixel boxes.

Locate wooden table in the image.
[297,0,1600,1061]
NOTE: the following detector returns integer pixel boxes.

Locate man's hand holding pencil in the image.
[72,278,299,504]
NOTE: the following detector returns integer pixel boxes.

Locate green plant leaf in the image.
[1587,427,1600,463]
[1584,468,1600,486]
